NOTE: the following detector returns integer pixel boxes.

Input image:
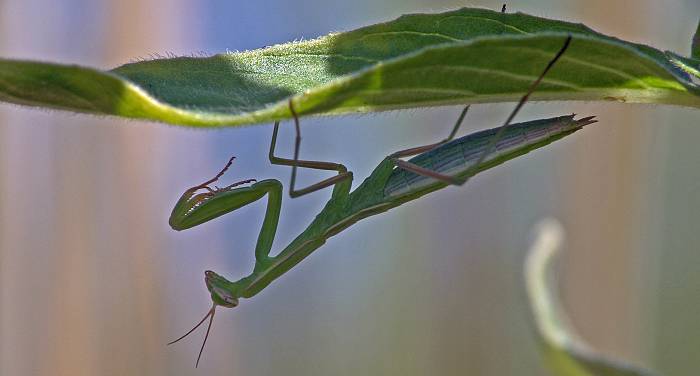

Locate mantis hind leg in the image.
[391,35,573,187]
[389,106,470,185]
[270,100,352,198]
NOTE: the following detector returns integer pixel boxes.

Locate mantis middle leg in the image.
[269,100,353,198]
[270,101,469,198]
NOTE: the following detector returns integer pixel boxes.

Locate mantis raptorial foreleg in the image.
[168,173,283,367]
[168,157,257,230]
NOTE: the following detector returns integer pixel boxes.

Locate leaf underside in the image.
[0,7,698,127]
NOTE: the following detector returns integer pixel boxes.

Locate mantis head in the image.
[167,271,239,368]
[205,270,238,308]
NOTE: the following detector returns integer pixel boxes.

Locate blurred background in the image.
[1,0,698,375]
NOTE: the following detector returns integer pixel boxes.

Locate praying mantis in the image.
[167,35,596,367]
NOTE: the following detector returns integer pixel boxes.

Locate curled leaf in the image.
[525,219,661,376]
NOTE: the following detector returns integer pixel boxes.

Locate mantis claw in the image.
[169,157,261,231]
[189,158,256,195]
[185,156,256,195]
[188,156,236,192]
[217,178,257,192]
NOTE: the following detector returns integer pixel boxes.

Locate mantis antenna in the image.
[167,304,215,368]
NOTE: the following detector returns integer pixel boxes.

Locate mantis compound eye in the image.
[205,270,239,308]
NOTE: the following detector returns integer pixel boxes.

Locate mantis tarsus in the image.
[168,35,596,367]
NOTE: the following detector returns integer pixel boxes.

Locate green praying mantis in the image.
[167,35,597,367]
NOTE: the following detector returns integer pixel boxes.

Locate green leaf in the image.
[0,8,698,127]
[525,219,661,376]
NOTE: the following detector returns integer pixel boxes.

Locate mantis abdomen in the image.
[384,114,596,197]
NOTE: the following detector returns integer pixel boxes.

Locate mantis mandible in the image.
[168,35,595,367]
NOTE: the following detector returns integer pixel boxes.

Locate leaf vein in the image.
[403,65,581,90]
[353,87,476,97]
[261,52,379,64]
[358,30,462,43]
[437,15,530,35]
[500,45,656,89]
